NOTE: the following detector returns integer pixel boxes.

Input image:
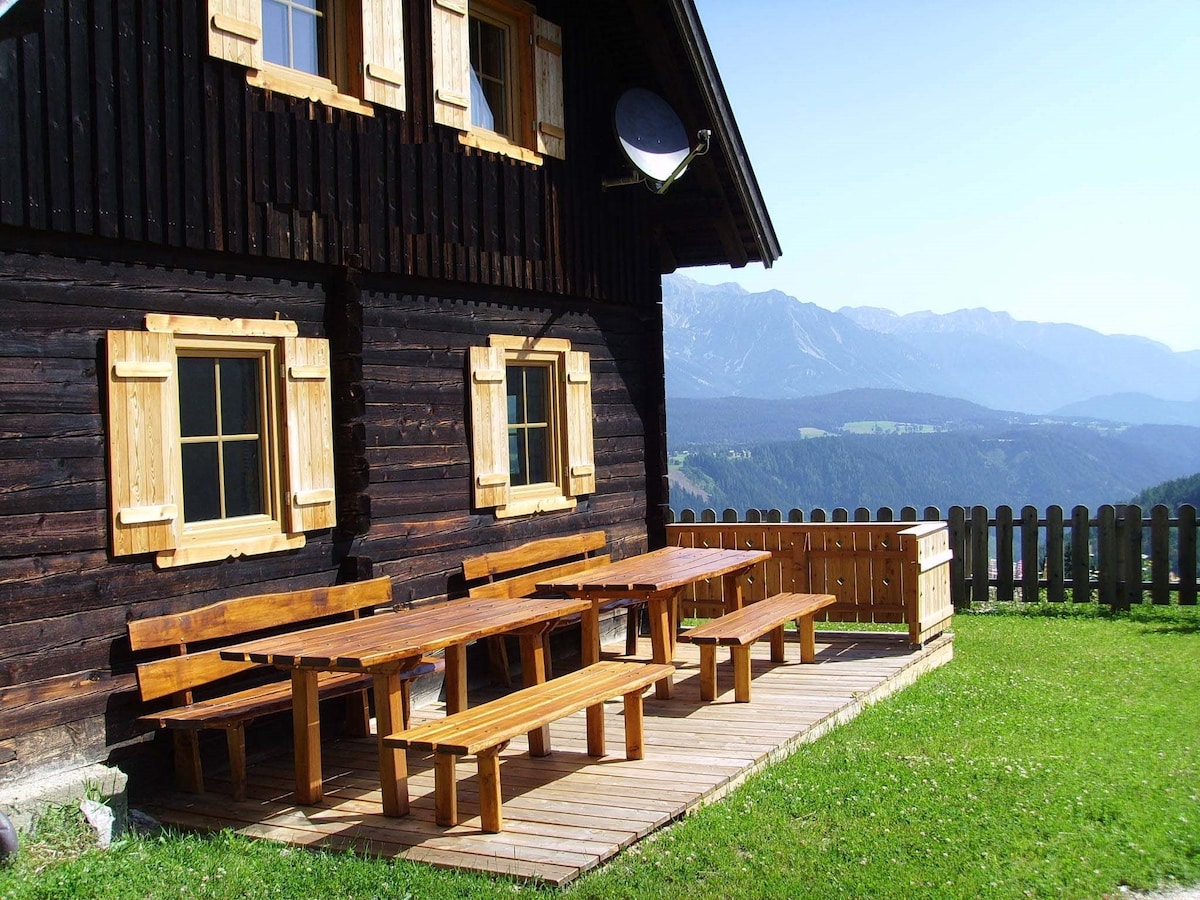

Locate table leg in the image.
[373,671,409,817]
[519,631,551,756]
[723,571,746,612]
[581,597,606,749]
[291,669,322,804]
[444,643,468,715]
[648,595,674,699]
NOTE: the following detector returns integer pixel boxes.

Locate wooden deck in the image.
[135,630,953,885]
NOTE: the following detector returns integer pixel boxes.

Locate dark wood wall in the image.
[0,0,675,785]
[0,0,665,304]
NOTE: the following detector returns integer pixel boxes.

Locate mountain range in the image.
[663,275,1200,422]
[662,275,1200,511]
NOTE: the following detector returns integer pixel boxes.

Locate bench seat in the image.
[384,659,674,832]
[678,591,836,702]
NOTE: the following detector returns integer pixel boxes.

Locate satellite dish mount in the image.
[604,88,710,194]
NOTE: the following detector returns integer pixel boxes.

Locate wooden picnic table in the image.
[537,546,773,702]
[220,593,592,816]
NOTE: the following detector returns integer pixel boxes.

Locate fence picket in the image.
[1046,505,1065,602]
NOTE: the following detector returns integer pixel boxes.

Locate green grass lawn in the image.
[3,604,1197,899]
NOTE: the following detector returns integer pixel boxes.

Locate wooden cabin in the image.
[0,0,778,792]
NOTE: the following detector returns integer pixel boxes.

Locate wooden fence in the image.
[667,504,1200,609]
[666,519,954,646]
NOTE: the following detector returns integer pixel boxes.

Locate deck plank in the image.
[136,630,953,886]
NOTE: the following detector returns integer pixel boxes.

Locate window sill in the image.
[494,494,576,519]
[459,129,544,166]
[248,65,375,117]
[154,532,306,569]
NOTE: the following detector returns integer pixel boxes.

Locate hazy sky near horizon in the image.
[683,1,1200,351]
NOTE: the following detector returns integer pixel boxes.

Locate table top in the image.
[219,594,592,672]
[537,546,772,594]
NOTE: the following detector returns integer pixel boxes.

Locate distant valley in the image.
[663,276,1200,512]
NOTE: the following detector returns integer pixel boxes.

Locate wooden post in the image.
[1179,505,1197,606]
[970,505,989,604]
[1020,505,1039,602]
[1071,505,1092,603]
[1123,504,1144,609]
[1150,504,1171,605]
[949,506,967,609]
[1046,505,1065,603]
[996,506,1014,602]
[1098,505,1118,607]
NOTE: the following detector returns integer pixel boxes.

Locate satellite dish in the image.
[606,88,711,194]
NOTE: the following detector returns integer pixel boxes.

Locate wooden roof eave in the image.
[665,0,781,269]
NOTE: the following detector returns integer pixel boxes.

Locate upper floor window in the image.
[106,315,337,568]
[206,0,407,114]
[431,0,565,163]
[263,0,327,77]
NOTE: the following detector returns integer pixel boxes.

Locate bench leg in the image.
[770,624,787,662]
[434,751,458,827]
[586,701,606,757]
[292,669,323,804]
[625,605,640,656]
[622,690,645,759]
[172,730,204,794]
[477,747,503,833]
[226,726,247,801]
[373,671,409,817]
[798,615,817,663]
[698,645,718,701]
[731,644,752,702]
[519,632,551,756]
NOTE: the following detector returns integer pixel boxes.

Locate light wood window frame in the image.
[468,335,594,518]
[106,315,337,569]
[430,0,565,163]
[207,0,407,115]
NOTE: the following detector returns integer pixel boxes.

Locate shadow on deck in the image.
[134,630,953,885]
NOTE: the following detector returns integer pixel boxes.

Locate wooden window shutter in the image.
[469,345,510,509]
[564,350,595,496]
[207,0,263,69]
[532,16,565,160]
[430,0,470,129]
[361,0,407,111]
[283,337,337,534]
[106,330,181,556]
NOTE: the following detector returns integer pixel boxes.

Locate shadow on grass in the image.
[962,600,1200,633]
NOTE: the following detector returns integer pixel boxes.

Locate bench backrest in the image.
[129,577,393,703]
[462,531,609,600]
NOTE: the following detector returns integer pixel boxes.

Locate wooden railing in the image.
[667,505,1200,609]
[666,518,954,646]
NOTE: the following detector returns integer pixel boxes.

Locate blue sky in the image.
[685,0,1200,351]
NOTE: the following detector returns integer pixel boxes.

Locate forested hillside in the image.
[668,425,1200,513]
[1132,473,1200,510]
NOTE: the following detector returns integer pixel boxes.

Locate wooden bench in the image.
[128,576,442,800]
[384,659,674,832]
[461,531,640,684]
[678,592,837,702]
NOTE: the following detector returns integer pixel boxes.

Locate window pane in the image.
[178,357,217,438]
[262,0,289,67]
[291,7,321,75]
[506,368,526,423]
[181,443,221,522]
[469,16,508,133]
[223,440,265,518]
[509,430,527,486]
[524,367,548,423]
[525,425,550,484]
[219,358,261,436]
